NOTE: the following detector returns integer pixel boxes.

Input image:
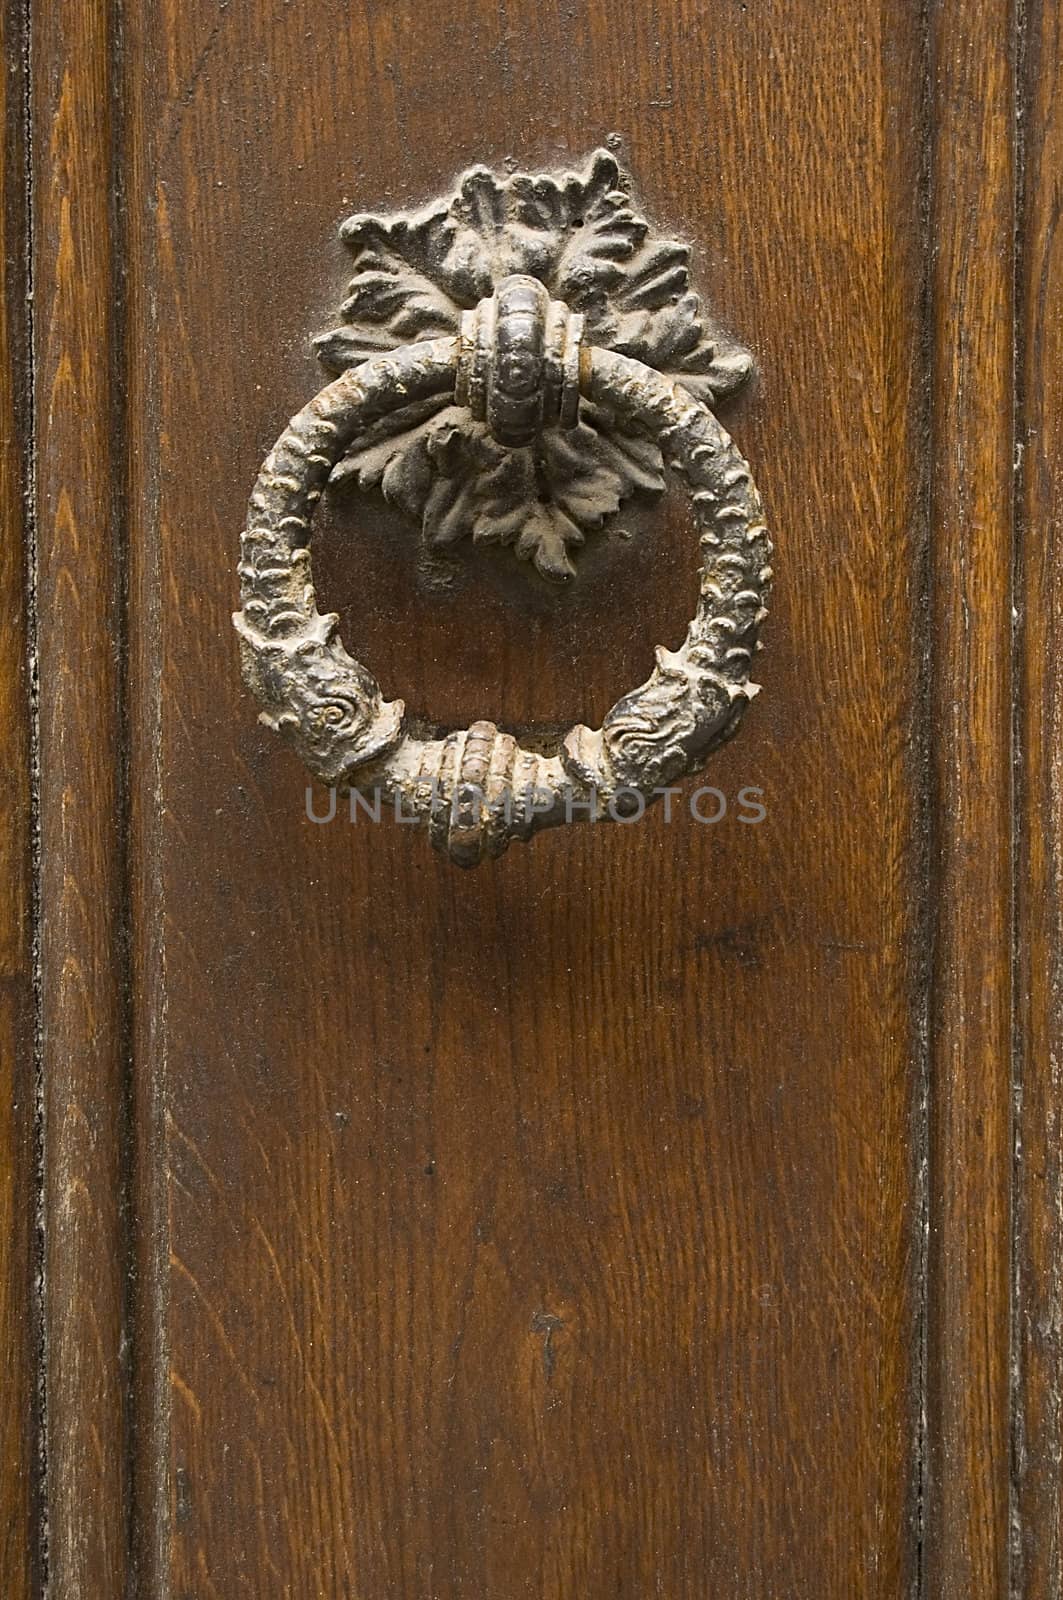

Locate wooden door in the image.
[3,0,1062,1595]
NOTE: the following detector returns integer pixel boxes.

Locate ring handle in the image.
[234,283,771,867]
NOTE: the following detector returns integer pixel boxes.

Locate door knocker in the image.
[234,150,772,866]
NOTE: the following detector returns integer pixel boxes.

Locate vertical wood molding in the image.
[0,0,39,1592]
[924,0,1017,1593]
[1014,0,1063,1593]
[31,0,132,1590]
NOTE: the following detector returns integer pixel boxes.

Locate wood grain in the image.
[28,0,1063,1593]
[123,1,929,1594]
[1014,0,1063,1592]
[923,0,1017,1593]
[0,0,38,1592]
[31,0,133,1591]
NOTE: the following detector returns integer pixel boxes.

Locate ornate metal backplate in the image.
[314,148,753,580]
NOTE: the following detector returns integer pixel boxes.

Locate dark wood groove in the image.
[124,0,172,1586]
[0,0,40,1588]
[910,5,938,1593]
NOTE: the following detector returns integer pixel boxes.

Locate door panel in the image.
[126,4,927,1594]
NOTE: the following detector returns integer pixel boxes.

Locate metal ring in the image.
[233,335,772,866]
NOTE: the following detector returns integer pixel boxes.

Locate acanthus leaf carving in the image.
[314,149,753,580]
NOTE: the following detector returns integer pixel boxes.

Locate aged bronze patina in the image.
[233,152,771,865]
[314,148,756,580]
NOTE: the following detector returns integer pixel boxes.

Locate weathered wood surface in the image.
[922,0,1016,1593]
[126,2,927,1595]
[15,0,1063,1596]
[0,0,37,1593]
[31,0,134,1592]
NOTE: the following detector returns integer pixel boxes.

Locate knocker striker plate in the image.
[233,150,772,867]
